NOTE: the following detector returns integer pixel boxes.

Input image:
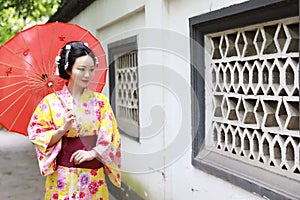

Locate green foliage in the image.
[0,0,62,45]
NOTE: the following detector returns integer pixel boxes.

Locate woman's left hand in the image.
[70,149,97,165]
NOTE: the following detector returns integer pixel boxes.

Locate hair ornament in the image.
[83,42,89,47]
[55,55,61,67]
[95,57,99,66]
[64,44,71,70]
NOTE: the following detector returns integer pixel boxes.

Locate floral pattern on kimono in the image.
[27,85,121,199]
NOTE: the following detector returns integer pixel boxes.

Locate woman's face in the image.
[69,55,95,89]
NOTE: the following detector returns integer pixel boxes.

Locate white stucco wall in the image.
[70,0,265,199]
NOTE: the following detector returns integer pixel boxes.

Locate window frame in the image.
[189,0,300,199]
[108,36,140,141]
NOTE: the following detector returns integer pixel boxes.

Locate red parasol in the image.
[0,22,107,135]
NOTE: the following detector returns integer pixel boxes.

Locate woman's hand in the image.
[70,149,97,165]
[60,108,76,134]
[48,109,75,147]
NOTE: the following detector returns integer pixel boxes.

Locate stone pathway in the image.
[0,130,45,200]
[0,130,117,200]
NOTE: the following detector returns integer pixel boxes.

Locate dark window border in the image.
[108,36,140,140]
[190,0,299,199]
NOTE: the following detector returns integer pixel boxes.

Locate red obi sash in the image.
[57,135,104,169]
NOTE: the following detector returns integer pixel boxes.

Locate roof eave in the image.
[47,0,96,23]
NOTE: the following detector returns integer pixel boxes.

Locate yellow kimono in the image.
[27,85,121,200]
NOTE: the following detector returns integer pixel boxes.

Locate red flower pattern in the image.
[99,140,109,146]
[116,150,121,158]
[90,169,98,176]
[88,181,99,194]
[98,180,104,186]
[52,193,58,199]
[79,192,85,198]
[109,152,114,160]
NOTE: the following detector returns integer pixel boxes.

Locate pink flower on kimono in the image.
[83,102,88,107]
[99,139,109,146]
[99,127,108,135]
[41,103,48,111]
[88,181,99,194]
[116,150,121,158]
[69,168,77,173]
[109,152,114,160]
[99,100,105,108]
[63,197,69,200]
[96,110,101,120]
[84,109,91,115]
[89,98,96,106]
[33,114,38,120]
[109,113,113,121]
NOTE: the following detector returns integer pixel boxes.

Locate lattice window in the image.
[206,17,300,178]
[108,36,139,140]
[115,51,139,124]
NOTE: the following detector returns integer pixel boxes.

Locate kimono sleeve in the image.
[93,94,121,188]
[27,96,62,176]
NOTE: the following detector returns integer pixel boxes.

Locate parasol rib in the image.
[0,85,31,117]
[0,75,32,79]
[36,25,48,79]
[0,83,30,103]
[46,23,60,77]
[8,91,34,131]
[19,29,45,74]
[0,61,41,79]
[0,81,28,91]
[1,45,36,71]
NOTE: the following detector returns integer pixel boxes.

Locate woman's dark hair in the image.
[57,41,97,80]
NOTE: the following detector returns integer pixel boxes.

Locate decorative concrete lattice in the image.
[115,51,139,123]
[207,17,299,178]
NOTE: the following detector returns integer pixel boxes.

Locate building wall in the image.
[70,0,264,199]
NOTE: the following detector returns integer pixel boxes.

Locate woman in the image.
[27,41,121,200]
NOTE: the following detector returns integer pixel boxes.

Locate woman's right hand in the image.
[48,108,76,147]
[60,108,76,133]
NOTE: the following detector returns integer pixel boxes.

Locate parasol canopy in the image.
[0,22,107,135]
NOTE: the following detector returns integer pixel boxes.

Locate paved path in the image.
[0,130,117,200]
[0,130,45,200]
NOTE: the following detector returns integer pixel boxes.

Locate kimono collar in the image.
[56,84,92,107]
[58,84,72,98]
